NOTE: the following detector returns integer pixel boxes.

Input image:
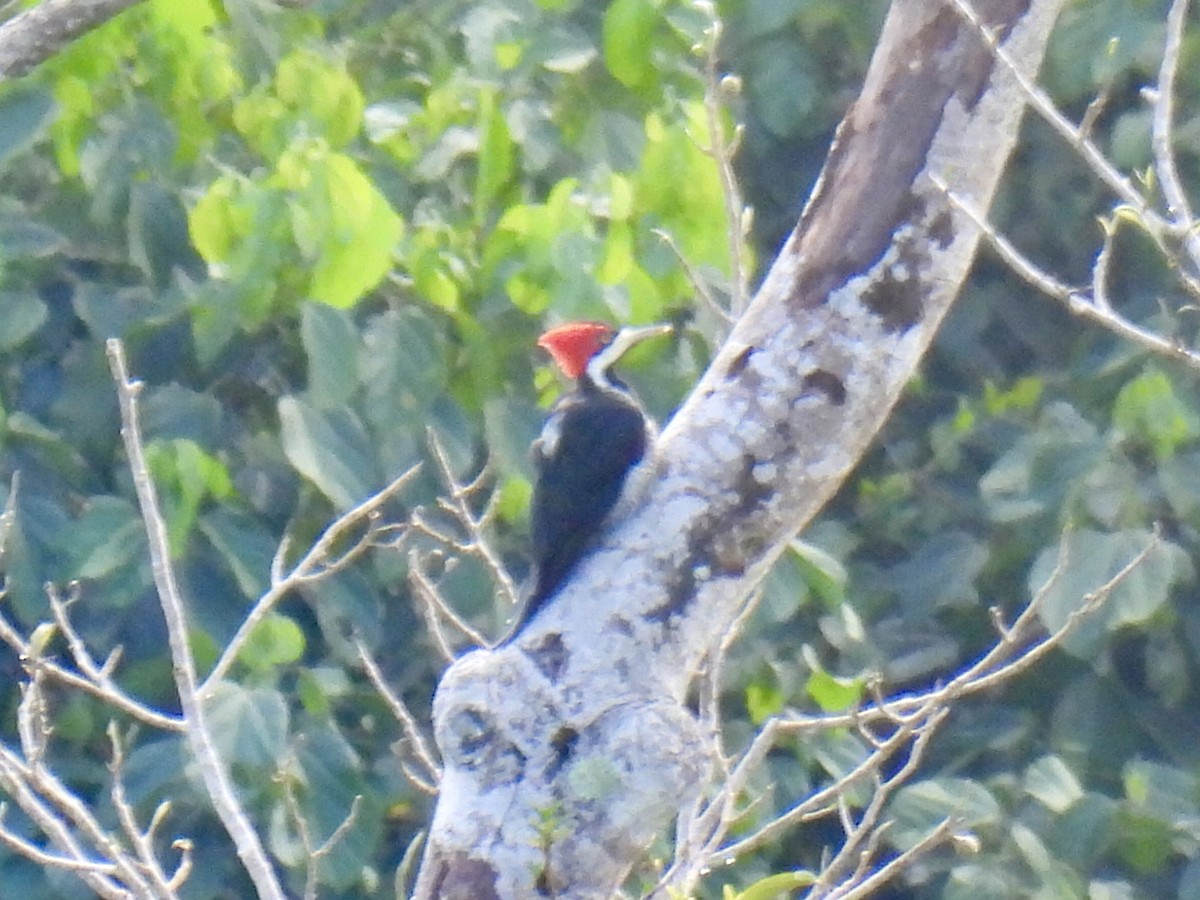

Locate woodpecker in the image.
[500,320,672,643]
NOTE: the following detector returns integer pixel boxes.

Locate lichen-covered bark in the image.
[0,0,146,80]
[416,1,1065,897]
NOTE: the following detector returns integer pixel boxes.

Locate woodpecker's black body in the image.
[499,322,669,644]
[529,381,648,612]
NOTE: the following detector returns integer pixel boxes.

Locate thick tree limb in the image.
[415,1,1065,897]
[0,0,145,80]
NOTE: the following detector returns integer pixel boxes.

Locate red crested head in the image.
[537,322,614,380]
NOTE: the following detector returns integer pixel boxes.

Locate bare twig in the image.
[1150,0,1196,242]
[106,338,286,900]
[202,462,419,693]
[355,637,441,792]
[0,606,184,731]
[408,550,487,656]
[0,742,153,897]
[832,817,960,900]
[697,5,750,313]
[423,429,519,610]
[930,173,1200,373]
[944,0,1173,240]
[278,760,364,900]
[107,722,186,897]
[653,228,731,325]
[657,527,1156,897]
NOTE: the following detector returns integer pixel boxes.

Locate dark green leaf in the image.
[205,683,289,770]
[278,395,379,509]
[0,87,56,168]
[300,302,359,409]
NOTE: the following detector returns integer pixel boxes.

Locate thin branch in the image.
[408,550,487,655]
[202,463,419,693]
[1150,0,1196,238]
[811,713,947,897]
[930,173,1200,372]
[698,7,750,313]
[424,429,519,610]
[0,805,125,884]
[0,606,184,731]
[0,743,152,896]
[660,528,1155,896]
[944,0,1173,240]
[653,228,731,325]
[107,722,184,897]
[355,637,441,792]
[831,817,959,900]
[278,759,364,900]
[106,338,286,900]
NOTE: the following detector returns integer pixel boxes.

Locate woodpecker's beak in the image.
[605,323,674,359]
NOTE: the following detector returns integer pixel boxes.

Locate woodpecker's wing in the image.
[527,390,648,612]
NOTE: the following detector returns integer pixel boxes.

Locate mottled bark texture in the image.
[417,0,1065,897]
[0,0,146,80]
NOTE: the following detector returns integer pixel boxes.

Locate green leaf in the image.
[1112,367,1200,460]
[732,871,816,900]
[198,509,274,599]
[0,291,47,351]
[790,539,847,608]
[745,680,784,725]
[888,778,1001,850]
[239,613,306,672]
[1028,529,1190,656]
[804,668,863,713]
[275,51,364,149]
[1025,755,1084,813]
[0,86,56,169]
[188,174,241,264]
[146,439,233,557]
[67,497,144,584]
[303,152,404,308]
[205,683,289,770]
[128,181,199,290]
[603,0,661,89]
[301,302,359,408]
[475,90,514,224]
[278,395,379,509]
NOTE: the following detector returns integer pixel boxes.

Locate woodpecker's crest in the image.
[537,322,615,380]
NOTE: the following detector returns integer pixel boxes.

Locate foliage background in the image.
[0,0,1197,897]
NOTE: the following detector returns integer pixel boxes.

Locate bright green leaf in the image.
[475,90,514,223]
[305,152,404,308]
[603,0,661,89]
[805,669,864,713]
[1112,367,1200,460]
[745,680,784,725]
[239,613,306,672]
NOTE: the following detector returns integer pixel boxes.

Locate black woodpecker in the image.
[499,320,672,643]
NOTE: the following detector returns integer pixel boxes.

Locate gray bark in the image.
[415,1,1065,897]
[0,0,146,81]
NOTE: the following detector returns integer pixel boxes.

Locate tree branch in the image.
[0,0,146,80]
[105,338,286,900]
[415,1,1068,895]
